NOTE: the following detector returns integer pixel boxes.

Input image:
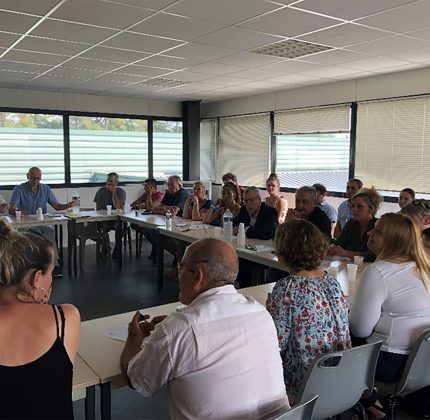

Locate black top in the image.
[0,305,73,420]
[335,217,377,262]
[234,203,278,240]
[162,188,189,217]
[307,206,332,239]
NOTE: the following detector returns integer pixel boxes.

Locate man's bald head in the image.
[185,238,238,286]
[27,167,42,190]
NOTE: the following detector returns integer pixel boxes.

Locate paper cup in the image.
[354,256,365,266]
[347,263,358,283]
[106,205,112,215]
[15,210,22,221]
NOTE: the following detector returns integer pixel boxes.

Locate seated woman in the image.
[203,183,241,226]
[0,220,80,419]
[399,187,415,209]
[182,181,212,221]
[350,213,430,415]
[401,199,430,232]
[265,173,288,224]
[267,219,351,400]
[328,188,382,262]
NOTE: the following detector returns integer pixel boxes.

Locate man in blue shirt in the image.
[313,183,338,235]
[9,167,73,277]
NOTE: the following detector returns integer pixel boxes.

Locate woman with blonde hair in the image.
[350,213,430,412]
[267,219,350,399]
[265,173,288,224]
[329,187,383,262]
[183,181,212,221]
[0,221,80,419]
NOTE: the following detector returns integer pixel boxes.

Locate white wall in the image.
[201,66,430,118]
[0,87,182,117]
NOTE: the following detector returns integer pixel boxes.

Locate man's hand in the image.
[107,184,116,193]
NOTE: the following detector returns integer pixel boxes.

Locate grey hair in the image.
[168,175,182,187]
[188,239,238,286]
[296,186,318,201]
[244,186,260,197]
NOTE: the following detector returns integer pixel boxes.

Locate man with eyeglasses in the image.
[233,186,278,240]
[145,175,189,262]
[121,238,290,419]
[9,167,75,277]
[94,172,126,258]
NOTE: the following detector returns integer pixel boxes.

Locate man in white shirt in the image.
[121,238,290,419]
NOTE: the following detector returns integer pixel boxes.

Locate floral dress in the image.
[269,273,351,396]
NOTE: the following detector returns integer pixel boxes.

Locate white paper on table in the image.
[105,324,128,342]
[254,245,275,253]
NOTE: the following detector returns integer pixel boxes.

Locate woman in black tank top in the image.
[0,220,80,419]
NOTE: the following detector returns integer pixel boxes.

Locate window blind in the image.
[216,113,270,187]
[356,97,430,192]
[200,119,217,182]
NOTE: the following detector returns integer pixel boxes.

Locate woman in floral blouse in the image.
[268,219,351,399]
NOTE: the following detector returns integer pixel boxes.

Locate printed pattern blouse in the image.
[269,273,351,396]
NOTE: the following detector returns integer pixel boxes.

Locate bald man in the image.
[121,238,290,419]
[9,167,74,277]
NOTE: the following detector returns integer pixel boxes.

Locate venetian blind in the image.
[200,119,217,182]
[355,97,430,192]
[216,113,270,187]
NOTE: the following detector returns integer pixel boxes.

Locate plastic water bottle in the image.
[223,208,233,241]
[71,191,80,213]
[36,207,43,221]
[165,210,173,230]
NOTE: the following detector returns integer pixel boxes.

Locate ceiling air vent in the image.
[140,78,188,88]
[250,39,332,59]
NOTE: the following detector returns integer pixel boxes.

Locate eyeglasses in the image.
[177,259,209,275]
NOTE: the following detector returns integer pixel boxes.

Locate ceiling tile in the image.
[130,12,223,41]
[18,37,92,55]
[93,72,148,83]
[304,49,373,65]
[294,0,418,21]
[348,35,430,55]
[167,42,238,62]
[0,60,52,73]
[2,49,70,65]
[204,75,251,86]
[166,70,213,82]
[137,54,195,69]
[406,26,430,41]
[0,31,22,48]
[63,57,125,72]
[0,10,40,33]
[215,52,285,68]
[265,73,321,84]
[31,19,118,44]
[238,7,341,37]
[258,59,320,73]
[190,61,247,76]
[299,23,390,48]
[0,69,41,80]
[357,1,430,33]
[385,44,430,62]
[341,56,415,71]
[45,66,103,78]
[103,32,182,53]
[115,64,173,77]
[23,74,86,88]
[105,0,178,10]
[227,68,284,80]
[51,0,156,30]
[165,0,280,25]
[0,0,60,15]
[299,65,369,78]
[80,46,150,63]
[193,27,283,51]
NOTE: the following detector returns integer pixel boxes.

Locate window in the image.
[200,119,217,182]
[217,113,270,186]
[153,120,183,179]
[0,112,64,186]
[69,116,148,183]
[356,97,430,193]
[274,105,351,192]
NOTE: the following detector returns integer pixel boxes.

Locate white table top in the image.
[1,213,69,228]
[72,355,99,401]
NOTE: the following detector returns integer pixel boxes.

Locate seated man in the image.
[313,183,338,234]
[121,238,290,419]
[130,178,164,211]
[144,175,189,262]
[94,172,126,258]
[9,167,74,277]
[286,186,332,239]
[233,186,278,240]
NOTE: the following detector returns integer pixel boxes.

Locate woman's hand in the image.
[266,293,272,311]
[329,245,349,257]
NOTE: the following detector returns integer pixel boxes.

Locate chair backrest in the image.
[295,341,382,420]
[395,329,430,396]
[272,395,318,420]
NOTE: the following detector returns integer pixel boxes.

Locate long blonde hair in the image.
[377,213,430,290]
